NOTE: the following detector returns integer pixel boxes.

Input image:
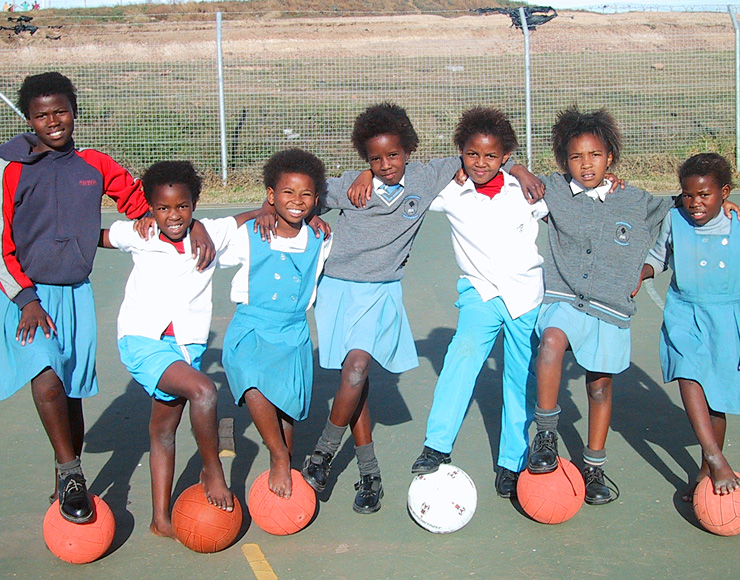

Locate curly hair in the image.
[551,106,622,172]
[678,153,734,190]
[263,148,326,196]
[141,161,202,205]
[351,102,419,161]
[453,107,518,154]
[17,72,78,119]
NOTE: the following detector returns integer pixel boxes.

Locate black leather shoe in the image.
[583,465,618,505]
[411,446,451,474]
[527,430,559,474]
[302,451,333,493]
[495,467,519,498]
[353,474,383,514]
[58,472,94,523]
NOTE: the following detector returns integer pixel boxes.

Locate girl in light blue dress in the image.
[221,149,332,499]
[639,153,740,500]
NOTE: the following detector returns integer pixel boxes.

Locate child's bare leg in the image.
[585,372,613,451]
[149,397,185,538]
[31,368,77,464]
[349,378,372,447]
[536,328,569,410]
[48,394,86,501]
[329,349,372,431]
[244,389,293,498]
[679,378,740,496]
[157,361,233,510]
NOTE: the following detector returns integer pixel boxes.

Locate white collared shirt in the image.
[569,178,612,202]
[372,175,407,207]
[219,223,333,307]
[109,217,237,345]
[429,171,548,319]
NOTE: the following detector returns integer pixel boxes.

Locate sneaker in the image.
[58,472,94,523]
[353,474,383,514]
[411,446,451,474]
[495,467,519,498]
[583,465,619,505]
[527,430,559,474]
[302,451,333,493]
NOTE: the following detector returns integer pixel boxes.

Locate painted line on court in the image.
[242,543,279,580]
[644,279,665,311]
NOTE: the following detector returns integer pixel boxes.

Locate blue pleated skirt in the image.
[0,281,98,401]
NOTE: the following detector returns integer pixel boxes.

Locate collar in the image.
[268,222,309,252]
[570,178,612,202]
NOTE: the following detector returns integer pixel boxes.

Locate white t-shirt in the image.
[109,217,237,344]
[429,170,548,319]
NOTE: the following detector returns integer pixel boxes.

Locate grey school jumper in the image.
[320,157,461,283]
[540,172,673,328]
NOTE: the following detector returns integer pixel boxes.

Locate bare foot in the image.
[269,455,292,499]
[150,518,177,539]
[707,454,740,495]
[200,468,234,511]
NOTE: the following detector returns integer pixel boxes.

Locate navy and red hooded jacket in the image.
[0,133,149,309]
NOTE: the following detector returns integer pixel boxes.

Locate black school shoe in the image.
[583,465,619,505]
[527,430,559,474]
[302,451,333,493]
[411,446,451,474]
[495,467,519,498]
[353,474,384,514]
[58,472,94,523]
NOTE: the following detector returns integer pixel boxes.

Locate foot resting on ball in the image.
[269,453,293,499]
[200,467,234,511]
[411,446,451,474]
[58,472,94,524]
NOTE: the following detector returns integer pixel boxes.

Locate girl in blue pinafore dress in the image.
[221,149,332,499]
[639,153,740,499]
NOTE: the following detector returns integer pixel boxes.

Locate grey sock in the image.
[534,404,561,432]
[314,419,348,457]
[355,442,380,477]
[56,457,83,480]
[583,447,606,467]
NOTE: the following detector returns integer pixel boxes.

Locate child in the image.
[526,106,673,504]
[409,107,548,498]
[100,160,252,536]
[0,72,213,524]
[638,153,740,500]
[220,149,332,499]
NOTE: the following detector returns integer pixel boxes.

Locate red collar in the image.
[473,172,504,199]
[159,233,186,254]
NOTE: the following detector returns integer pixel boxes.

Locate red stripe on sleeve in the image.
[77,149,149,219]
[0,162,34,297]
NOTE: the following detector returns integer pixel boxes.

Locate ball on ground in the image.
[517,458,585,524]
[171,483,242,552]
[43,495,115,564]
[693,473,740,536]
[247,469,317,535]
[407,464,477,534]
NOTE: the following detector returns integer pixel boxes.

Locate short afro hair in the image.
[453,107,518,154]
[17,72,78,119]
[141,161,202,205]
[263,148,326,196]
[351,102,419,161]
[551,106,622,172]
[678,153,734,190]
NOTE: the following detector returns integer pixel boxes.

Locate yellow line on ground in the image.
[242,543,279,580]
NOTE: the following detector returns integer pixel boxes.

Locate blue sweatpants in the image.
[424,278,539,472]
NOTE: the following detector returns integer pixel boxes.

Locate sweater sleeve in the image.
[0,160,37,307]
[77,149,149,219]
[645,192,675,241]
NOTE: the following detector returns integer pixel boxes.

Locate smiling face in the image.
[26,93,75,153]
[267,171,318,238]
[680,174,730,226]
[566,133,613,190]
[148,183,195,242]
[365,133,410,186]
[460,133,511,186]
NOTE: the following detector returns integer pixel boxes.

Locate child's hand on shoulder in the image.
[17,300,56,346]
[454,167,467,186]
[254,199,278,242]
[605,173,625,194]
[509,165,545,203]
[347,170,374,208]
[134,216,156,240]
[723,199,740,220]
[307,214,331,239]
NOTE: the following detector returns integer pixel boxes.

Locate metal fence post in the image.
[729,5,740,170]
[519,7,533,172]
[216,12,228,186]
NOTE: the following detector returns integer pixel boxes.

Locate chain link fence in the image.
[0,8,735,195]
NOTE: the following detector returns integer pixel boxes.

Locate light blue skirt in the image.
[222,304,312,421]
[536,301,630,374]
[314,276,418,373]
[0,281,98,401]
[118,335,206,402]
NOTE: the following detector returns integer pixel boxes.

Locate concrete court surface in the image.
[1,203,739,580]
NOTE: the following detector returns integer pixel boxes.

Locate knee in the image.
[342,353,370,388]
[31,370,66,404]
[587,380,612,403]
[188,378,218,409]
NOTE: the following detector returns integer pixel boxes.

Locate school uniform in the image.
[647,209,740,413]
[221,221,332,421]
[422,172,548,471]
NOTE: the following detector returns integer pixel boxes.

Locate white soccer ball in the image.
[407,464,477,533]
